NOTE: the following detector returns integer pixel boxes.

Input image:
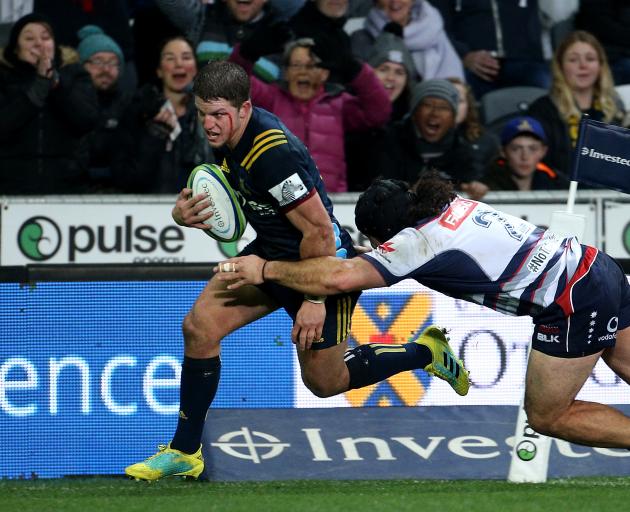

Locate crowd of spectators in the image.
[1,0,628,197]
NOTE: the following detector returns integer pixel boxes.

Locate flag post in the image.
[548,115,590,240]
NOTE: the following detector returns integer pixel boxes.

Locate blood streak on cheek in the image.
[226,112,233,134]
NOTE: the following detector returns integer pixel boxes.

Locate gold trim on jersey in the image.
[240,129,288,171]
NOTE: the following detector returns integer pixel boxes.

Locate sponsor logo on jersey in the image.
[269,173,307,206]
[377,242,396,254]
[439,198,476,230]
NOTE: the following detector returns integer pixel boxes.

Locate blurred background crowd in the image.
[1,0,629,199]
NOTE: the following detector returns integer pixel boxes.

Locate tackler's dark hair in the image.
[355,170,456,242]
[355,179,417,242]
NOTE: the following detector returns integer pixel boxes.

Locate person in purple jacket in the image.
[230,34,391,192]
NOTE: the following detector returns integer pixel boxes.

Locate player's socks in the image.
[170,355,220,454]
[345,342,431,389]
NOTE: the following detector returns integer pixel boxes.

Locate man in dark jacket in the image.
[77,24,132,192]
[155,0,283,82]
[369,79,484,188]
[432,0,550,97]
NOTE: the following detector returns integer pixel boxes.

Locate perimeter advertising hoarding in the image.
[603,199,630,257]
[1,279,627,478]
[0,200,599,265]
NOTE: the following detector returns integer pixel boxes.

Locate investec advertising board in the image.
[0,198,600,265]
[2,279,629,478]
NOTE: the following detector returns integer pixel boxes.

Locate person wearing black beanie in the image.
[0,13,98,194]
[3,13,62,70]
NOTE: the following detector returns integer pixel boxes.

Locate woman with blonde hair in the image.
[528,30,625,178]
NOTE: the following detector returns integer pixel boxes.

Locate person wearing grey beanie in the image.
[356,77,486,191]
[409,78,459,116]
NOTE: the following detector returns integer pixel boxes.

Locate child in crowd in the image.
[466,116,568,200]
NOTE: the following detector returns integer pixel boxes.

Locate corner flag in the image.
[571,117,630,193]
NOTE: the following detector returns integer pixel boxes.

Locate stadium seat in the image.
[615,84,630,126]
[615,84,630,110]
[480,86,548,126]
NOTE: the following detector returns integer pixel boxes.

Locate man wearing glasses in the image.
[77,24,131,192]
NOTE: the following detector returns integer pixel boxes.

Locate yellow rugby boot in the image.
[414,326,470,396]
[125,443,204,481]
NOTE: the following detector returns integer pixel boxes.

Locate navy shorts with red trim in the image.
[532,250,630,357]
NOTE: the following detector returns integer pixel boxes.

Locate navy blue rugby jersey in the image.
[215,107,352,260]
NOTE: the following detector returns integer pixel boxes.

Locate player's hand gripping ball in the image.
[187,164,247,243]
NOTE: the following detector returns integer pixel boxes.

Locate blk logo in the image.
[537,333,559,343]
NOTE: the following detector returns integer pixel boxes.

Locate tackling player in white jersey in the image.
[217,170,630,449]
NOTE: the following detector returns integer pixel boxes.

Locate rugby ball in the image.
[186,163,247,243]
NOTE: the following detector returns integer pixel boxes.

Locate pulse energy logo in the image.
[17,216,61,261]
[15,216,186,262]
[516,440,537,461]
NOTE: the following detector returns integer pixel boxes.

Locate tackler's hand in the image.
[214,255,267,288]
[172,187,214,230]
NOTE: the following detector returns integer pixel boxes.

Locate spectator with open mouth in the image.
[112,36,213,193]
[230,33,391,192]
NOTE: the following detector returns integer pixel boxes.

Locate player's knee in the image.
[301,372,340,398]
[182,311,220,353]
[524,402,563,437]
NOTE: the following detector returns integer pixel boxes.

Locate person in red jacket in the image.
[230,32,391,192]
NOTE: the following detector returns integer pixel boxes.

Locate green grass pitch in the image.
[2,477,629,512]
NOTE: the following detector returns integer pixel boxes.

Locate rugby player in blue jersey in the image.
[125,61,469,481]
[219,171,630,449]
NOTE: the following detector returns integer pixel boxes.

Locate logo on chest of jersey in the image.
[439,198,476,230]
